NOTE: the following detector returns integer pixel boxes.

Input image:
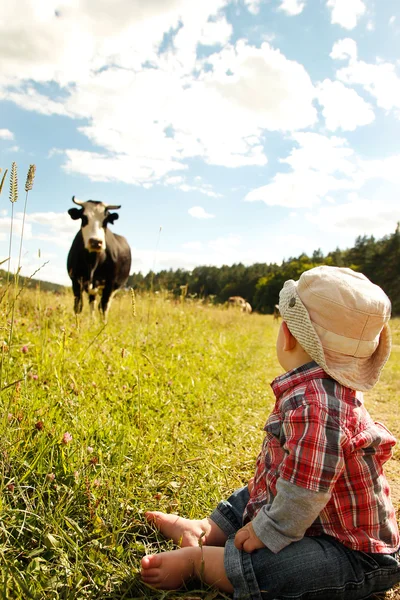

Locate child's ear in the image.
[282,321,297,351]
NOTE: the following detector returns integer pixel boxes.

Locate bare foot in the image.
[145,511,227,547]
[141,546,233,593]
[141,547,198,589]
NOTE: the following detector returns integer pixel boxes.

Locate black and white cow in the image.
[67,196,131,318]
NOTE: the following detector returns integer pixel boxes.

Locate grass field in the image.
[0,287,398,599]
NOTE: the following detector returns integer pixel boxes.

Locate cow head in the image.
[68,196,121,253]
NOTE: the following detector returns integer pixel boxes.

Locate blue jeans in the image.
[210,487,400,600]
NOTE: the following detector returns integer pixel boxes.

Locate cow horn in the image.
[105,204,121,210]
[72,196,84,206]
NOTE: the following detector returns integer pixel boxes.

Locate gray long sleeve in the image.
[251,478,331,554]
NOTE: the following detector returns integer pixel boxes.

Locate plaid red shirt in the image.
[245,362,399,553]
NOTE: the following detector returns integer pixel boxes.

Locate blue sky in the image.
[0,0,399,286]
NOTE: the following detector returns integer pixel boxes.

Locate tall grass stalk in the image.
[16,164,36,287]
[2,164,37,390]
[6,161,18,296]
[146,226,162,333]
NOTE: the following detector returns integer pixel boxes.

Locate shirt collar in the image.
[271,361,331,399]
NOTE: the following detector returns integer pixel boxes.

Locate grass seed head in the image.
[25,164,36,192]
[0,168,8,195]
[9,162,18,203]
[130,287,136,318]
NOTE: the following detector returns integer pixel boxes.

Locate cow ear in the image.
[107,212,119,225]
[68,208,82,220]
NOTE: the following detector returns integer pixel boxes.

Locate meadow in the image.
[0,287,398,599]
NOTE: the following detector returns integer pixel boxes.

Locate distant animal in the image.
[243,301,252,314]
[67,196,131,318]
[273,304,281,320]
[228,296,252,313]
[228,296,246,307]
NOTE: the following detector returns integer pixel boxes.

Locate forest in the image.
[127,226,400,315]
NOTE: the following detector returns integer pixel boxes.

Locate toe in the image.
[141,568,161,581]
[145,511,158,522]
[142,553,162,569]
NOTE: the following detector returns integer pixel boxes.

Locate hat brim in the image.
[279,280,391,391]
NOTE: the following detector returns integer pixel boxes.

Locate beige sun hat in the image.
[279,266,392,391]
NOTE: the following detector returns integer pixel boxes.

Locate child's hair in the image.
[279,266,391,391]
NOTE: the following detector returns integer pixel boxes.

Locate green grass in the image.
[0,288,398,599]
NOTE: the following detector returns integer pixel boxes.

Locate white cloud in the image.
[245,169,349,208]
[245,133,361,208]
[179,183,222,198]
[0,216,33,240]
[130,235,263,275]
[389,16,396,26]
[188,206,215,219]
[164,175,185,185]
[182,241,203,250]
[25,211,78,235]
[0,0,318,182]
[278,0,306,16]
[336,58,400,114]
[198,16,232,46]
[0,128,14,140]
[5,145,20,153]
[0,87,68,116]
[0,0,232,84]
[62,149,186,186]
[204,41,316,132]
[280,133,358,176]
[14,255,68,287]
[245,132,400,215]
[306,193,400,237]
[330,38,358,61]
[243,0,263,15]
[316,79,374,131]
[208,234,241,253]
[327,0,366,30]
[56,39,315,176]
[362,155,400,185]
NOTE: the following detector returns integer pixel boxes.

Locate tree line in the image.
[127,225,400,315]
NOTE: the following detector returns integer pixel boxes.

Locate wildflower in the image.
[32,374,38,381]
[87,446,94,454]
[73,471,79,479]
[46,473,55,481]
[7,483,15,492]
[21,345,28,354]
[35,421,44,431]
[89,456,98,465]
[62,432,72,445]
[7,413,13,422]
[93,479,100,487]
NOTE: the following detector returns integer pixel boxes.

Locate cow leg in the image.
[99,285,114,321]
[72,279,83,314]
[88,291,97,317]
